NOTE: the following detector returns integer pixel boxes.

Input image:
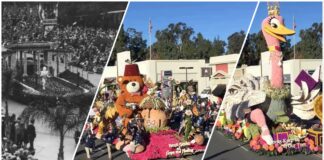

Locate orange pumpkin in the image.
[141,109,167,129]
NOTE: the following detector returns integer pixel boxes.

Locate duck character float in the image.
[115,63,147,120]
[261,3,295,121]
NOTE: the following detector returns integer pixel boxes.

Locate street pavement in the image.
[203,130,322,160]
[74,139,204,160]
[74,140,128,160]
[2,65,103,160]
[3,100,78,160]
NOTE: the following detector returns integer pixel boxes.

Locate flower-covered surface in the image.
[216,111,322,156]
[81,76,221,159]
[129,130,205,160]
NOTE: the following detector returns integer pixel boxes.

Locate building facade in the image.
[103,51,239,94]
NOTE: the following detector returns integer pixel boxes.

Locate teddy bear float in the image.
[115,64,147,120]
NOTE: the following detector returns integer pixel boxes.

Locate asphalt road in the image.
[203,130,322,160]
[74,140,203,160]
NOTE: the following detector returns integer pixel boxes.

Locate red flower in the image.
[234,132,242,139]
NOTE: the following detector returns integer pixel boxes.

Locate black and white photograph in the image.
[1,2,127,160]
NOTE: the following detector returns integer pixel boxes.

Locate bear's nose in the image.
[132,82,136,86]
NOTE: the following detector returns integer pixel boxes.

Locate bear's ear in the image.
[117,76,123,85]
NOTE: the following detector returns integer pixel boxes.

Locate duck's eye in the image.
[270,18,280,29]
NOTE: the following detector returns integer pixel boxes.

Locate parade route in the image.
[2,66,103,160]
[203,130,322,160]
[2,100,77,160]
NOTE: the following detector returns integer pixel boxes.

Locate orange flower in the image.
[269,145,275,151]
[250,139,257,148]
[262,144,269,151]
[309,144,315,151]
[254,144,261,150]
[308,139,315,145]
[216,121,221,127]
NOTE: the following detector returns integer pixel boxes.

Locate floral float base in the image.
[129,130,205,160]
[215,123,322,156]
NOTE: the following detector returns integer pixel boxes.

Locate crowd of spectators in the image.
[2,3,116,71]
[2,114,37,160]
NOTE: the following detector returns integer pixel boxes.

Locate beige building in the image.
[103,51,239,94]
[235,51,322,95]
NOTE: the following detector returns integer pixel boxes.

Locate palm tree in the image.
[21,95,87,160]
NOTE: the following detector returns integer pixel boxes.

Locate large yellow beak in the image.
[264,24,295,42]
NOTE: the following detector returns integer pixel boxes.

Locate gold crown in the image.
[267,2,280,16]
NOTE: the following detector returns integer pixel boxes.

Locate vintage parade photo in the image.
[1,2,127,160]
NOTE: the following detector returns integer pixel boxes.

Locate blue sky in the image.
[123,2,257,45]
[251,2,322,45]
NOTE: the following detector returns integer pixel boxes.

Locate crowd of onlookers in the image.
[49,26,116,71]
[2,114,37,160]
[2,4,116,72]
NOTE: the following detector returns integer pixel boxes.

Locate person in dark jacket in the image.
[103,120,118,160]
[74,130,81,145]
[84,130,96,159]
[9,114,16,143]
[27,119,36,150]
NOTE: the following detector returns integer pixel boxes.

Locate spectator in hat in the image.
[26,119,36,150]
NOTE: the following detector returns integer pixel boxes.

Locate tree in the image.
[126,28,147,61]
[227,30,246,54]
[111,27,147,64]
[153,22,195,59]
[114,25,128,54]
[21,94,89,160]
[194,33,212,60]
[295,22,322,59]
[238,31,267,66]
[211,37,226,56]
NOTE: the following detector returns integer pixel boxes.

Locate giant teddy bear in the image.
[115,63,147,119]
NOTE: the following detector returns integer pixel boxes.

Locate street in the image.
[74,140,128,160]
[2,65,103,160]
[203,130,322,160]
[3,100,78,160]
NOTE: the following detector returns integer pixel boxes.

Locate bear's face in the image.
[118,76,144,94]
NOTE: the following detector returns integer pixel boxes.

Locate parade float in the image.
[216,3,322,156]
[83,62,218,159]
